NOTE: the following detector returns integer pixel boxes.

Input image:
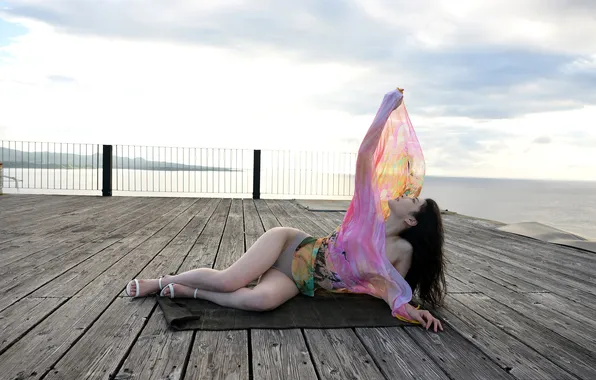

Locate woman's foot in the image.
[125,276,171,297]
[160,283,198,299]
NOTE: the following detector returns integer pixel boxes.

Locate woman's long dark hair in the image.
[398,198,446,308]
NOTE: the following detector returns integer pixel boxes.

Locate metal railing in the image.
[261,150,356,198]
[0,140,357,199]
[112,145,253,196]
[0,141,102,192]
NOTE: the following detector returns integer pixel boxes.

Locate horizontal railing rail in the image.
[0,140,357,199]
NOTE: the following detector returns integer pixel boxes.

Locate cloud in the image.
[533,136,552,144]
[3,1,596,121]
[46,74,77,84]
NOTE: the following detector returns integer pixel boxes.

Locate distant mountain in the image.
[0,147,238,171]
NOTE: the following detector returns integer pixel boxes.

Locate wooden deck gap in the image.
[473,271,528,293]
[448,291,483,294]
[38,294,123,379]
[467,292,595,356]
[351,327,391,380]
[0,297,69,357]
[403,325,468,380]
[247,329,254,380]
[209,200,233,273]
[300,329,323,380]
[445,296,585,379]
[179,329,197,380]
[108,303,159,380]
[0,240,122,314]
[116,200,205,282]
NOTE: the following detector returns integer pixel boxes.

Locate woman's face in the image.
[388,195,425,222]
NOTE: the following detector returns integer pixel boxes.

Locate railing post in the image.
[102,145,112,196]
[252,149,261,199]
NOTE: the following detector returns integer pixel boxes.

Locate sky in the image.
[0,0,595,181]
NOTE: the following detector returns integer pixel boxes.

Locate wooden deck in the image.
[0,195,594,380]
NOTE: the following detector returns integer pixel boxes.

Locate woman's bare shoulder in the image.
[386,237,413,264]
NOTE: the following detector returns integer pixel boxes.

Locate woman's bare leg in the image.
[161,268,299,311]
[126,227,302,296]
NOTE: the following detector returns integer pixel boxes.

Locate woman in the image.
[126,88,445,332]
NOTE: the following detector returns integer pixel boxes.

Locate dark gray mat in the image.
[157,291,413,330]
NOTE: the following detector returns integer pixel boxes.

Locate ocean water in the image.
[420,176,596,240]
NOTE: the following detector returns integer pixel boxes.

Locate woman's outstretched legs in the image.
[161,268,299,311]
[126,227,302,297]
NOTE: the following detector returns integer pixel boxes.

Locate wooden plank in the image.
[2,197,129,241]
[446,228,596,287]
[1,197,165,273]
[115,197,221,296]
[252,329,318,380]
[446,263,596,352]
[445,243,547,293]
[440,299,577,380]
[444,215,596,265]
[254,199,280,231]
[404,325,513,380]
[244,199,266,289]
[355,327,449,380]
[0,198,181,311]
[246,199,319,380]
[0,196,108,256]
[114,306,192,380]
[445,275,477,294]
[525,292,596,328]
[112,199,229,380]
[178,198,231,273]
[185,198,250,380]
[44,297,156,380]
[328,212,345,225]
[1,196,131,232]
[285,201,339,233]
[0,297,67,355]
[451,293,596,379]
[213,199,245,270]
[33,198,214,298]
[445,218,596,272]
[310,210,343,232]
[184,330,249,380]
[243,199,264,247]
[0,232,28,247]
[0,194,88,222]
[0,196,147,269]
[45,199,221,380]
[304,328,385,379]
[266,199,322,237]
[0,194,46,210]
[0,198,200,380]
[0,237,119,312]
[444,241,596,308]
[0,196,151,267]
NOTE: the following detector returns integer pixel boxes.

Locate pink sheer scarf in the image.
[326,89,425,320]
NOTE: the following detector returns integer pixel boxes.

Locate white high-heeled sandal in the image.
[159,284,199,299]
[125,277,167,298]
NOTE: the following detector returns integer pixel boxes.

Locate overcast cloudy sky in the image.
[1,0,595,180]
